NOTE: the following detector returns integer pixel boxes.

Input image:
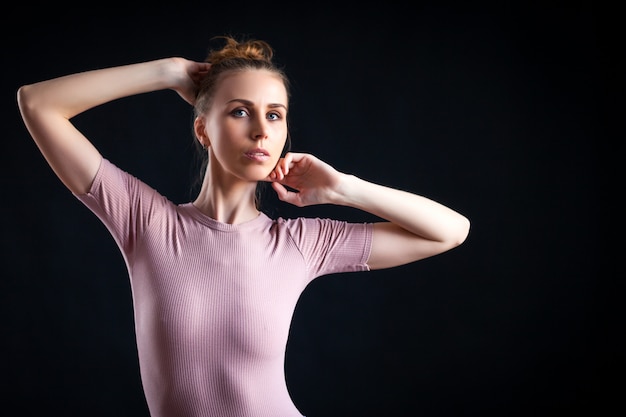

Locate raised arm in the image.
[17,58,210,194]
[335,175,470,269]
[268,152,471,270]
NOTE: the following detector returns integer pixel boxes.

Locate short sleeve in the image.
[73,158,171,257]
[282,217,373,278]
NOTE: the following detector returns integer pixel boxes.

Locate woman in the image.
[17,36,470,417]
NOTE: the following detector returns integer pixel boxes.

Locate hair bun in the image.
[206,36,274,65]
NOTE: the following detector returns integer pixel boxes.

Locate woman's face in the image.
[196,69,289,183]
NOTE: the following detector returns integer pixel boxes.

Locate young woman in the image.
[17,36,470,417]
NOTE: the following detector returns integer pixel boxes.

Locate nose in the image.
[250,115,269,141]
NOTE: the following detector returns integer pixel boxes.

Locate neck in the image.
[193,170,260,225]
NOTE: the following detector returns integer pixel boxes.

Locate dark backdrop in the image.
[2,2,617,417]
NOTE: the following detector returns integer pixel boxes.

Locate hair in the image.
[191,35,292,211]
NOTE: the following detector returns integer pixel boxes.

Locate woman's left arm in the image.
[335,175,470,270]
[268,152,471,270]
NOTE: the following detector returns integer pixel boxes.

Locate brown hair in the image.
[194,36,291,116]
[191,35,292,209]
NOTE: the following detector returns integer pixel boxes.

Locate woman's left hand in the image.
[266,152,345,207]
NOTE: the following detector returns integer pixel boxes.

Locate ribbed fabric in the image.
[75,158,373,417]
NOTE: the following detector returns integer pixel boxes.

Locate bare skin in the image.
[17,57,470,271]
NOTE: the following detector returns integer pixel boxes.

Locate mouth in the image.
[244,148,270,162]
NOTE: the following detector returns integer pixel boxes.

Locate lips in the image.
[244,148,270,162]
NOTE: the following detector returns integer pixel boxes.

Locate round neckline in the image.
[179,202,270,231]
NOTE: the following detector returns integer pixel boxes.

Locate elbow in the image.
[451,215,471,248]
[17,85,26,113]
[17,84,35,118]
[438,215,470,251]
[17,85,29,107]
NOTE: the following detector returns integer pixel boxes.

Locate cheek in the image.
[272,125,288,149]
[219,119,243,138]
[211,123,244,152]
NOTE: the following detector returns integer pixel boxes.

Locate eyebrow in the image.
[226,98,288,110]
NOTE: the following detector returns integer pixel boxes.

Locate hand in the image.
[169,57,211,105]
[266,152,345,207]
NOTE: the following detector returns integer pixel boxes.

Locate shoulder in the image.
[79,157,174,217]
[272,216,372,242]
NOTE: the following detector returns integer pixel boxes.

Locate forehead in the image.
[214,69,288,106]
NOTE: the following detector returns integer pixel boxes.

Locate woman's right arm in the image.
[17,58,209,194]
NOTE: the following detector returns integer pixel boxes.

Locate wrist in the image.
[330,173,363,207]
[157,58,185,90]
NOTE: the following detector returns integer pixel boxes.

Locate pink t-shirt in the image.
[75,158,373,417]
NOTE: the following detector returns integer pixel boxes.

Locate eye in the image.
[231,108,249,117]
[267,112,282,121]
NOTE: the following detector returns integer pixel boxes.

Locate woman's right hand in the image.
[169,57,211,105]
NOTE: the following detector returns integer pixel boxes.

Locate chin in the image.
[245,167,273,182]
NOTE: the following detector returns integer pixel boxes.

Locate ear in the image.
[193,117,210,148]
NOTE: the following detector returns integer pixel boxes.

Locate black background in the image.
[2,2,618,417]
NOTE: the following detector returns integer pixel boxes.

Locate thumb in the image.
[271,182,302,206]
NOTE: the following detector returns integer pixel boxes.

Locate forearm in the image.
[334,174,470,244]
[18,58,175,119]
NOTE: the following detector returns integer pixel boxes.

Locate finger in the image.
[280,154,293,177]
[261,170,276,182]
[271,181,289,200]
[284,152,306,164]
[197,62,211,71]
[271,182,302,206]
[263,159,283,182]
[283,152,310,174]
